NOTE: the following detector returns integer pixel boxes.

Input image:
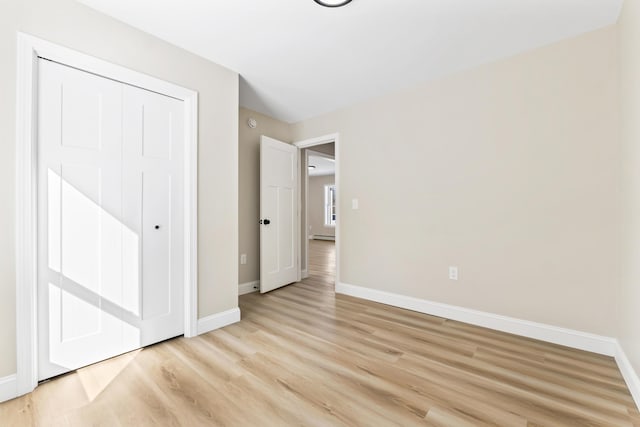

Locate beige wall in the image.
[309,175,336,238]
[291,26,621,337]
[619,0,640,376]
[238,108,291,285]
[0,0,239,378]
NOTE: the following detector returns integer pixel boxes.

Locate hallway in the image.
[305,239,336,289]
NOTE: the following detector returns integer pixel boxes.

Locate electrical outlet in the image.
[449,266,459,281]
[240,254,247,265]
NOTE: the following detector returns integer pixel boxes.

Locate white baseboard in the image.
[239,281,259,295]
[615,341,640,410]
[0,374,17,403]
[312,235,335,241]
[197,308,241,335]
[336,282,617,356]
[301,269,309,279]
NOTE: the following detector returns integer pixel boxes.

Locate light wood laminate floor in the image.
[1,240,639,426]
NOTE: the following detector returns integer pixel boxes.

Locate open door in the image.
[260,136,299,293]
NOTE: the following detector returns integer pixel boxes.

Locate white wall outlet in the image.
[449,266,459,281]
[240,254,247,265]
[352,198,359,210]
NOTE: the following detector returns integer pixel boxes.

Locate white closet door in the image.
[37,59,184,380]
[122,85,184,346]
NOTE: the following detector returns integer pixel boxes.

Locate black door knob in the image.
[263,219,271,225]
[155,225,160,230]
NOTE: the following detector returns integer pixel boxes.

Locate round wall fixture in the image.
[247,117,257,129]
[313,0,353,7]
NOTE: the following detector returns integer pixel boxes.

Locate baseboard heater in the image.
[313,235,335,241]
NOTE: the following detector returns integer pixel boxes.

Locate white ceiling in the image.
[78,0,623,123]
[308,154,335,177]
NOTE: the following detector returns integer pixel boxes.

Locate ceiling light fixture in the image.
[313,0,353,8]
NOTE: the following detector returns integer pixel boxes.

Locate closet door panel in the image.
[37,59,132,380]
[122,85,184,346]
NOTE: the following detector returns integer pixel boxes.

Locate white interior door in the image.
[37,59,184,380]
[260,136,299,293]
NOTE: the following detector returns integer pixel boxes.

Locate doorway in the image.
[258,133,340,293]
[294,134,340,290]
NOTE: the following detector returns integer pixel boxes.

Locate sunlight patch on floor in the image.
[76,349,142,401]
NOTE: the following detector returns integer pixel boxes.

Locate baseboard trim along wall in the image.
[197,308,241,335]
[312,235,335,241]
[239,281,259,295]
[0,374,17,403]
[615,342,640,409]
[335,281,640,407]
[336,282,616,355]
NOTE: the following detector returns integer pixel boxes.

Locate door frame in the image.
[15,33,199,396]
[293,133,340,286]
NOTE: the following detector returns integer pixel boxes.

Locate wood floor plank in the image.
[1,240,638,426]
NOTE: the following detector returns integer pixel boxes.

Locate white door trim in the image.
[293,133,340,286]
[15,33,199,397]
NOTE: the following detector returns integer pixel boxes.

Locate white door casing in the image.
[260,136,299,293]
[37,59,184,380]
